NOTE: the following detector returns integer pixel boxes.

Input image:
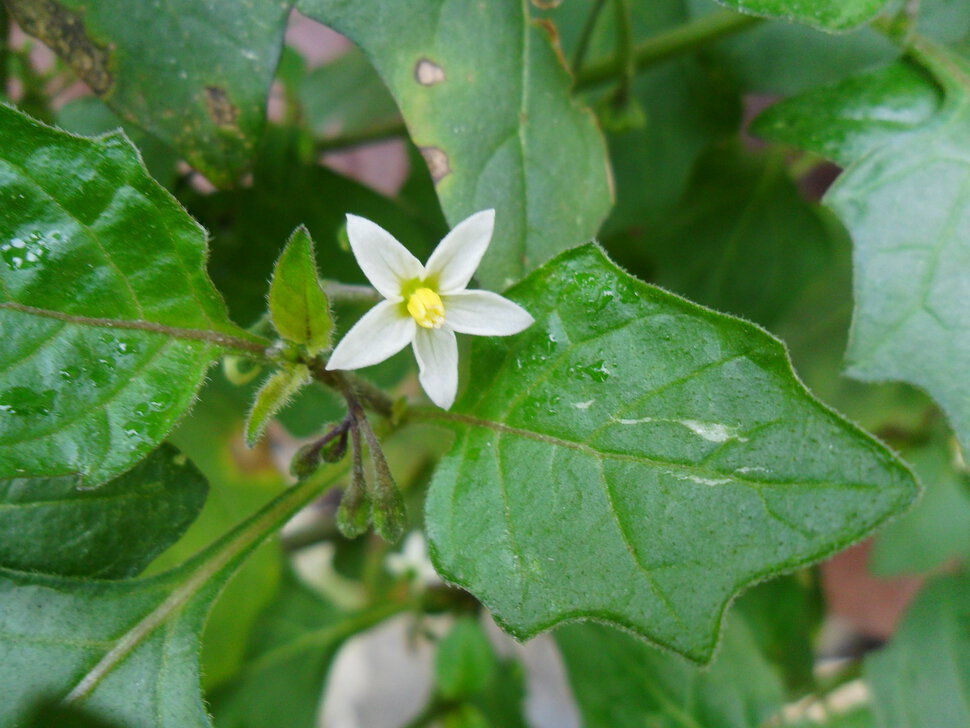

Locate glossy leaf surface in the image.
[712,0,888,30]
[297,0,612,289]
[0,443,207,578]
[426,245,917,661]
[7,0,291,185]
[866,573,970,728]
[556,617,784,727]
[0,105,263,486]
[752,61,942,167]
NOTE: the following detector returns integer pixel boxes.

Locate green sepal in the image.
[269,226,334,356]
[245,364,311,447]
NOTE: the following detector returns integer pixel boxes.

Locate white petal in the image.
[442,290,534,336]
[346,214,425,299]
[412,326,459,409]
[326,300,416,371]
[424,209,495,293]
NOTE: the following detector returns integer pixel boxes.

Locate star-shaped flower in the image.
[326,209,534,409]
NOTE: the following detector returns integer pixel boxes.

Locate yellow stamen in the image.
[407,287,445,329]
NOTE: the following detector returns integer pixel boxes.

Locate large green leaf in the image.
[0,443,206,578]
[866,573,970,728]
[296,0,612,290]
[752,61,942,167]
[556,617,784,727]
[712,0,889,30]
[0,459,340,727]
[819,43,970,454]
[424,245,917,662]
[6,0,291,185]
[0,105,265,486]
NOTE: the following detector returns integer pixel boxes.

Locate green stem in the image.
[309,361,396,419]
[316,120,409,154]
[66,461,347,703]
[613,0,635,102]
[576,10,763,90]
[571,0,607,78]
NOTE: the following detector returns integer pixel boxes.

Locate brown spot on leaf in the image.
[414,58,446,86]
[204,85,240,126]
[531,0,563,7]
[420,146,451,184]
[7,0,113,95]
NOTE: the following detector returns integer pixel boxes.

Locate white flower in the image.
[326,209,534,409]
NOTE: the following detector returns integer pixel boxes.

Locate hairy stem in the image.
[576,9,762,90]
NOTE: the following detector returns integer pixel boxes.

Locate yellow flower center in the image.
[407,287,445,329]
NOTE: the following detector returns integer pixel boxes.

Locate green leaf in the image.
[871,430,970,576]
[866,573,970,728]
[269,226,333,355]
[6,0,291,185]
[615,144,837,327]
[712,0,889,30]
[297,0,613,289]
[208,569,400,728]
[752,61,943,167]
[820,43,970,454]
[772,216,933,435]
[689,0,897,97]
[555,616,784,727]
[435,617,498,701]
[0,443,206,578]
[246,365,312,447]
[0,458,341,727]
[425,245,918,662]
[0,105,264,486]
